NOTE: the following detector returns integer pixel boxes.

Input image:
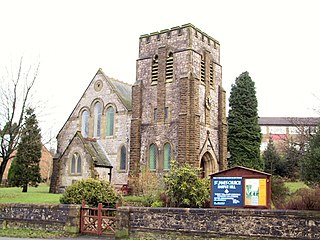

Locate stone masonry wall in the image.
[135,24,224,171]
[0,203,81,234]
[117,207,320,239]
[54,69,131,190]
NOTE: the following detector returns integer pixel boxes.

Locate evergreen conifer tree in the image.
[227,71,263,170]
[263,138,281,174]
[301,124,320,186]
[8,108,42,192]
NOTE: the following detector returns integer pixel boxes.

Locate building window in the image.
[81,110,89,138]
[149,144,157,170]
[200,57,205,83]
[269,126,286,134]
[151,55,158,83]
[289,126,298,134]
[166,52,173,81]
[209,62,214,87]
[106,106,114,136]
[71,152,81,175]
[94,102,102,137]
[120,145,127,171]
[164,143,172,170]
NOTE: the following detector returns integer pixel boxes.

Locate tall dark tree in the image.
[8,107,42,192]
[227,71,263,170]
[301,124,320,186]
[263,137,281,175]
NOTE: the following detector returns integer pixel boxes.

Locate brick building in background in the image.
[50,24,227,193]
[0,145,53,185]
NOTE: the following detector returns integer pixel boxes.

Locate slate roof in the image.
[99,69,132,110]
[60,132,112,168]
[83,138,112,168]
[259,117,320,126]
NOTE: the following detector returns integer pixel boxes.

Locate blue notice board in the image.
[212,176,243,207]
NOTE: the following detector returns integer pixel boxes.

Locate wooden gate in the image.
[80,202,117,236]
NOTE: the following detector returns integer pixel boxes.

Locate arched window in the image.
[106,106,114,136]
[164,143,172,170]
[81,110,89,138]
[120,145,127,171]
[149,144,157,170]
[94,102,102,137]
[71,152,81,175]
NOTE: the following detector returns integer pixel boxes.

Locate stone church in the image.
[50,24,227,193]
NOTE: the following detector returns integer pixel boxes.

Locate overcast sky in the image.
[1,0,319,148]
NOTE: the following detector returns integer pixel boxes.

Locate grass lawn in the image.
[0,228,74,238]
[284,181,309,194]
[0,184,61,204]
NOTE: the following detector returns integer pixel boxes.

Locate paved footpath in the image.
[0,236,114,240]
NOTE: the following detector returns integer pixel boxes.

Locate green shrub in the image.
[164,161,210,208]
[59,178,119,207]
[285,187,320,210]
[271,176,289,208]
[151,200,163,207]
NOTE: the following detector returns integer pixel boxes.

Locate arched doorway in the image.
[200,152,216,178]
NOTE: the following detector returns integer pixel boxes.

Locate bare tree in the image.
[0,57,39,183]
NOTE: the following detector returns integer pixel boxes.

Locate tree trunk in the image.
[22,184,28,192]
[0,157,9,184]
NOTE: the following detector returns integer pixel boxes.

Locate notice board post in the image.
[209,166,271,209]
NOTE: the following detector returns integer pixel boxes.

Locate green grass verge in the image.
[284,181,309,194]
[0,228,75,238]
[123,195,145,202]
[0,184,61,204]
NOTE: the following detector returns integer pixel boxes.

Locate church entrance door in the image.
[200,152,215,178]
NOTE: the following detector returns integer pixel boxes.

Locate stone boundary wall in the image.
[0,203,81,234]
[117,207,320,239]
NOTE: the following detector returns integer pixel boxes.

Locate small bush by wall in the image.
[60,178,119,207]
[164,161,210,208]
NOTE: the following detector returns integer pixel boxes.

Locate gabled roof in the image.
[210,166,271,177]
[57,68,132,138]
[98,69,132,110]
[60,131,112,168]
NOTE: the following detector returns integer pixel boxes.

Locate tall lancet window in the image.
[164,143,172,170]
[149,143,157,171]
[81,110,89,138]
[166,52,173,81]
[94,102,102,137]
[151,55,158,84]
[106,106,114,136]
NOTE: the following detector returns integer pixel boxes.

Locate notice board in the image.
[210,166,271,209]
